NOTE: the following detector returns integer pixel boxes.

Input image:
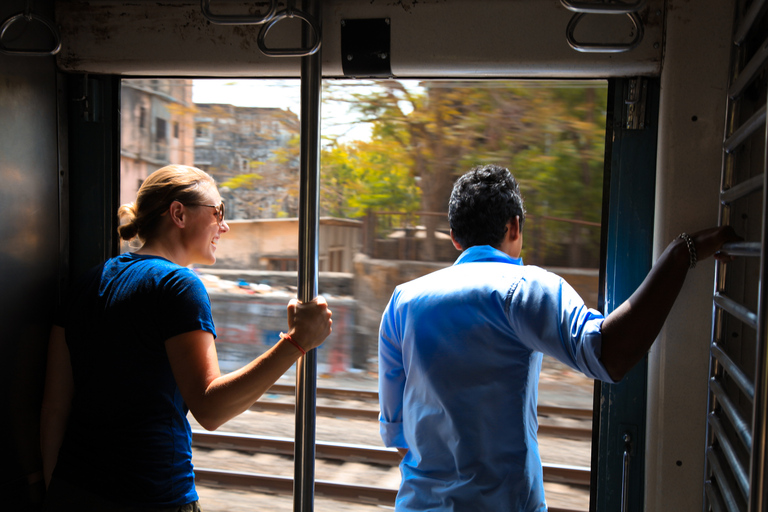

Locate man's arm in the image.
[600,226,739,381]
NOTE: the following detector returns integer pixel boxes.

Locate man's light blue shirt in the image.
[378,245,615,511]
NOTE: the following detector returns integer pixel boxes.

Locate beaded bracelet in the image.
[280,332,306,355]
[678,232,697,269]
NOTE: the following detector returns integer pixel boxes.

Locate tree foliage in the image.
[323,80,607,266]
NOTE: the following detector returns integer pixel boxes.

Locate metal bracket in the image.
[340,18,392,77]
[624,77,648,130]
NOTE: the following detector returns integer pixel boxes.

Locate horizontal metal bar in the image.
[710,379,753,451]
[708,413,749,499]
[729,34,768,98]
[712,342,756,401]
[721,174,764,204]
[560,0,648,13]
[714,292,759,330]
[707,447,744,512]
[723,104,767,153]
[720,241,762,258]
[704,480,727,512]
[734,0,767,45]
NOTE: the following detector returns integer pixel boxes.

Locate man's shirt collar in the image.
[454,245,524,266]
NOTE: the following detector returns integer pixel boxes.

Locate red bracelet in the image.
[280,332,306,355]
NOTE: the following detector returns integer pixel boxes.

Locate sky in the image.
[192,79,373,143]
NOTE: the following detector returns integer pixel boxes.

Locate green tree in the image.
[325,80,606,266]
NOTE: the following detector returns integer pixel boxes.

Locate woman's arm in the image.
[600,226,739,381]
[40,326,74,487]
[166,296,332,431]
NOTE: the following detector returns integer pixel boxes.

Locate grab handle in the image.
[0,8,61,56]
[566,11,644,53]
[257,7,321,57]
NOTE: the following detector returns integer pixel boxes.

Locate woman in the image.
[40,165,332,511]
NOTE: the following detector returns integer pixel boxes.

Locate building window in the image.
[173,122,180,139]
[329,248,344,272]
[139,106,146,129]
[155,118,168,142]
[267,258,298,271]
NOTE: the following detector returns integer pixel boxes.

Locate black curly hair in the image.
[448,164,526,250]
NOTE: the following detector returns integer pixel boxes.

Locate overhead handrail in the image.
[200,0,278,25]
[565,11,644,53]
[257,2,321,57]
[561,0,648,14]
[0,4,61,56]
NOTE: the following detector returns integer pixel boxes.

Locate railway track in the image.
[192,383,594,511]
[256,384,593,439]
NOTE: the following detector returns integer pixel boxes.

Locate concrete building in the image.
[120,79,196,207]
[194,103,300,220]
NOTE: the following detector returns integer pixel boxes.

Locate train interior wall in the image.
[0,0,60,506]
[0,0,742,510]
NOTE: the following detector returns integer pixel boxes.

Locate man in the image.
[378,164,736,511]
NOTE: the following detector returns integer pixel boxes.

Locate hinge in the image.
[624,77,648,130]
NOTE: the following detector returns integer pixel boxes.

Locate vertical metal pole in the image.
[748,107,768,512]
[294,1,321,511]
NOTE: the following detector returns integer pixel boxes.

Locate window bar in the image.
[746,85,768,512]
[712,343,756,401]
[714,293,759,331]
[706,479,728,512]
[711,378,753,452]
[294,0,322,510]
[706,4,743,508]
[709,412,750,499]
[720,241,763,258]
[733,0,767,45]
[723,105,766,154]
[728,33,768,99]
[721,176,765,206]
[708,447,747,512]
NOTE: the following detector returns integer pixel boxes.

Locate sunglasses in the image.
[188,201,225,225]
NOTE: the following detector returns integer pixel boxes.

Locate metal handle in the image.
[200,0,277,25]
[566,11,644,53]
[257,8,321,57]
[0,11,61,56]
[621,432,632,512]
[561,0,648,14]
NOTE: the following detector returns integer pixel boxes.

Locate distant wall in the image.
[213,218,362,272]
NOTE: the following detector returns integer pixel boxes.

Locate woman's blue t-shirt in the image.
[55,253,216,507]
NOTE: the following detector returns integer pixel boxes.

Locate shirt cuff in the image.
[379,418,407,448]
